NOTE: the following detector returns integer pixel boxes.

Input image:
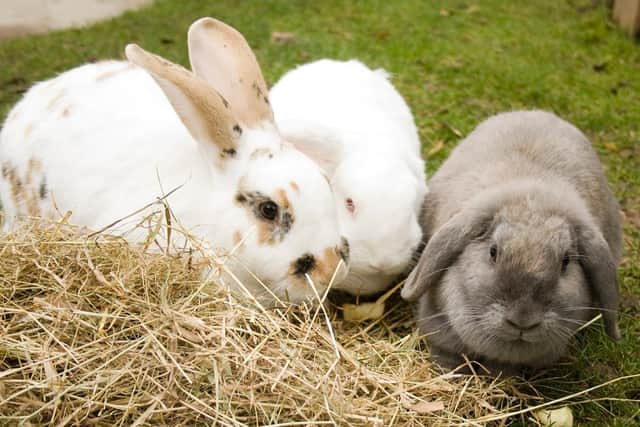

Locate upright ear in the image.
[575,222,621,340]
[125,44,240,162]
[188,17,273,127]
[401,200,496,301]
[276,118,343,176]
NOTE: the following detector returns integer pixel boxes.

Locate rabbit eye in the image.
[258,201,278,221]
[489,244,498,263]
[345,198,355,214]
[561,253,571,272]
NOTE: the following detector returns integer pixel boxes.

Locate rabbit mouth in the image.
[489,328,552,352]
[505,330,543,344]
[470,328,569,367]
[510,335,540,346]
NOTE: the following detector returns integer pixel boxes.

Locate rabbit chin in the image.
[450,315,571,367]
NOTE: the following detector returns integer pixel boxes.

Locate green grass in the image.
[1,0,638,424]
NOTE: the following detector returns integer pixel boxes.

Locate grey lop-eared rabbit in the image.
[402,110,622,374]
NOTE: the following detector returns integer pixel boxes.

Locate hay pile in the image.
[0,219,627,425]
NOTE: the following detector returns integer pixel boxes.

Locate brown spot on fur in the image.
[2,163,20,201]
[24,123,33,137]
[26,158,42,185]
[2,160,44,217]
[60,106,72,117]
[276,188,290,209]
[25,188,40,216]
[47,90,65,111]
[2,163,24,211]
[289,181,300,193]
[250,148,273,160]
[200,18,217,30]
[257,223,271,245]
[315,247,342,282]
[233,230,242,245]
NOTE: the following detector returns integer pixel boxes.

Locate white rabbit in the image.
[0,18,350,305]
[269,59,427,295]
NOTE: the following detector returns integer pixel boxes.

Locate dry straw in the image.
[0,217,635,426]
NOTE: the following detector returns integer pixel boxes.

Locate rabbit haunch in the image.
[0,17,349,305]
[402,110,622,373]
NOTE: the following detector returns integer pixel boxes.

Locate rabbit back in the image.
[0,60,208,234]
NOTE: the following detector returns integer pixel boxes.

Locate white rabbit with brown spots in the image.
[0,18,349,305]
[270,59,427,296]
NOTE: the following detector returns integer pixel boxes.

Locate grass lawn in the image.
[0,0,638,425]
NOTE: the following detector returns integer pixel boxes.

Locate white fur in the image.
[270,59,427,295]
[0,21,349,305]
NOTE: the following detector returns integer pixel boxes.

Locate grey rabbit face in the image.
[405,184,620,370]
[404,111,622,372]
[439,205,593,366]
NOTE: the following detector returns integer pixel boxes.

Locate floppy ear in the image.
[276,118,343,176]
[575,223,621,340]
[188,17,273,127]
[125,44,240,163]
[401,201,496,301]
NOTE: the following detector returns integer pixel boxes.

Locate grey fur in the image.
[402,110,622,373]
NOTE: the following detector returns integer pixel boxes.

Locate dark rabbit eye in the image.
[489,244,498,263]
[561,253,571,272]
[259,201,278,220]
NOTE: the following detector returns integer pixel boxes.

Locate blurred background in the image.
[1,0,152,39]
[1,1,638,40]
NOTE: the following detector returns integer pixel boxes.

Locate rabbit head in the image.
[330,153,424,294]
[126,18,349,304]
[402,182,620,368]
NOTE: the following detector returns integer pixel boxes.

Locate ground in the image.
[0,0,638,425]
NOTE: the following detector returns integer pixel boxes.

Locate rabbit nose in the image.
[504,317,542,331]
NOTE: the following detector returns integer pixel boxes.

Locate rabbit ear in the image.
[401,200,496,301]
[125,44,239,161]
[188,17,273,127]
[276,118,342,175]
[575,222,621,340]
